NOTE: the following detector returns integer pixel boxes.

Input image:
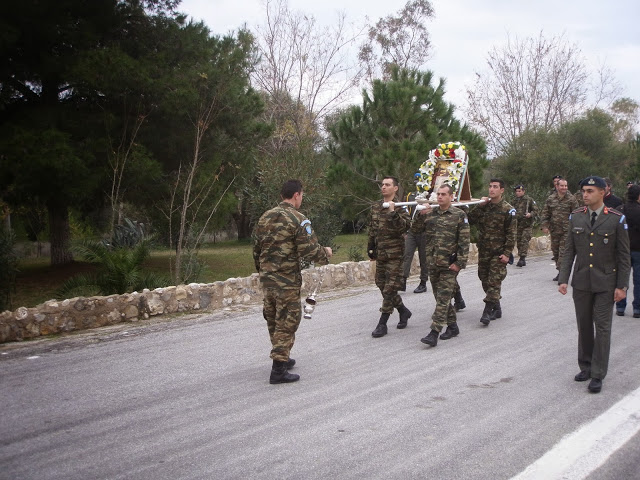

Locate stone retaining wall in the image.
[0,236,551,344]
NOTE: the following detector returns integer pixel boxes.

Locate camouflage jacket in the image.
[412,206,470,270]
[541,192,579,231]
[511,195,539,227]
[467,199,517,256]
[253,202,329,289]
[367,201,411,261]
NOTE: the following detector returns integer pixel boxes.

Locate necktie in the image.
[591,212,597,226]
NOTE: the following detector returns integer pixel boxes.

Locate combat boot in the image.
[420,329,439,346]
[516,256,526,267]
[286,358,296,369]
[399,277,407,292]
[439,322,460,340]
[454,291,466,311]
[372,313,390,338]
[493,301,502,319]
[480,302,495,325]
[269,360,300,384]
[396,304,412,329]
[413,282,427,294]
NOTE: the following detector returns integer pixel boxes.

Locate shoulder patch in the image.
[620,214,626,224]
[508,208,516,216]
[300,219,312,235]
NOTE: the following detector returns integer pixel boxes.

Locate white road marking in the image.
[512,385,640,479]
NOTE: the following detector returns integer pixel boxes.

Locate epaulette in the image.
[571,206,587,214]
[604,206,623,216]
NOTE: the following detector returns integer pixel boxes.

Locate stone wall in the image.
[0,236,551,344]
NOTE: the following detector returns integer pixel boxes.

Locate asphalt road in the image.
[1,254,640,480]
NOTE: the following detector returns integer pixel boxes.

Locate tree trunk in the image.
[48,202,73,265]
[232,200,252,240]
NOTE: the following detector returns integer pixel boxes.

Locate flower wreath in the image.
[416,142,467,201]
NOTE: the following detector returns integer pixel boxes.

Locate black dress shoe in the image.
[552,274,559,282]
[616,309,624,316]
[413,282,427,294]
[588,378,602,393]
[574,370,590,382]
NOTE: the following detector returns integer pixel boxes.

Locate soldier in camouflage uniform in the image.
[541,178,579,280]
[253,180,333,384]
[411,184,470,347]
[368,176,412,338]
[467,179,517,325]
[512,185,539,267]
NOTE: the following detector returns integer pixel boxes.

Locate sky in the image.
[178,0,640,118]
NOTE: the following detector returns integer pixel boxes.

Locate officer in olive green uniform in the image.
[512,184,538,267]
[411,184,470,347]
[559,176,630,394]
[541,178,579,280]
[467,179,516,325]
[368,176,412,338]
[253,180,333,384]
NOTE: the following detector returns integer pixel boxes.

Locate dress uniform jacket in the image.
[558,206,630,291]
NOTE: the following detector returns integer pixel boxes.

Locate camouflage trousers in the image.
[429,267,458,332]
[262,287,302,362]
[375,257,405,314]
[516,224,533,257]
[477,250,508,304]
[550,227,569,270]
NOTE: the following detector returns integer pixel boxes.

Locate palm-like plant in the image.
[56,221,170,299]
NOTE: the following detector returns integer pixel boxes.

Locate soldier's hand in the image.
[386,201,395,211]
[417,204,432,215]
[480,196,489,204]
[614,288,626,303]
[525,213,531,218]
[449,264,460,272]
[498,254,509,264]
[541,227,549,234]
[558,284,568,295]
[324,247,333,258]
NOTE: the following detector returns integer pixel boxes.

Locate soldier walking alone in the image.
[411,184,470,346]
[467,179,516,325]
[253,180,333,384]
[368,176,413,338]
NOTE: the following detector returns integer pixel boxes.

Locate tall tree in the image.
[491,108,634,194]
[0,0,177,265]
[465,32,620,156]
[252,0,362,129]
[327,67,487,221]
[358,0,435,84]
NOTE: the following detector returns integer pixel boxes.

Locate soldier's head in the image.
[628,185,640,203]
[552,175,563,189]
[627,181,634,190]
[488,178,505,201]
[436,184,454,209]
[579,176,606,208]
[380,176,399,201]
[281,179,304,209]
[603,177,613,195]
[514,185,525,197]
[557,179,569,197]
